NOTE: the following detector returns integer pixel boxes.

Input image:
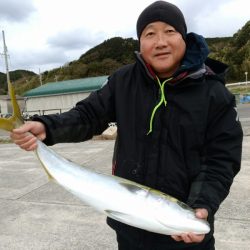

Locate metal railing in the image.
[226,81,250,87]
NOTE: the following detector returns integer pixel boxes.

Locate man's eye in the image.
[146,32,154,37]
[166,29,175,34]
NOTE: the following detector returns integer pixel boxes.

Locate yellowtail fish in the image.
[0,79,210,235]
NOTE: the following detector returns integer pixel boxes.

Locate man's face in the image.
[140,21,186,78]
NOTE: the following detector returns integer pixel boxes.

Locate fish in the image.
[0,79,210,236]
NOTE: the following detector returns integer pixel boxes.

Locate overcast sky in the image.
[0,0,249,74]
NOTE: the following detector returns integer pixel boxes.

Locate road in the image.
[238,103,250,125]
[238,103,250,119]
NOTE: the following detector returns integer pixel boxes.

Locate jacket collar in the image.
[176,33,209,75]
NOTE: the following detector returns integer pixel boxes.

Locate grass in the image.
[227,85,250,95]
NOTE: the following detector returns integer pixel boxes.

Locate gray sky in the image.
[0,0,249,73]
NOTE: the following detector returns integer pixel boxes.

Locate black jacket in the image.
[35,33,243,249]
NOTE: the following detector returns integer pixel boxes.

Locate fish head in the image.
[148,191,210,235]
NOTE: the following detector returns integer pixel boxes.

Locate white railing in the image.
[226,81,250,87]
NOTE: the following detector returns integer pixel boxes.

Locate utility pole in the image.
[39,68,43,86]
[2,30,10,85]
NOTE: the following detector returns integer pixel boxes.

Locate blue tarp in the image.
[240,95,250,103]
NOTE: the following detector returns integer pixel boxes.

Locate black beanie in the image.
[136,1,187,40]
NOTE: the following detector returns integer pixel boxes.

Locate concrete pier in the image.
[0,104,249,250]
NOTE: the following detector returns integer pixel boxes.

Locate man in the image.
[11,1,243,249]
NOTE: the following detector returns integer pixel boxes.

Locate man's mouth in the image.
[154,52,170,57]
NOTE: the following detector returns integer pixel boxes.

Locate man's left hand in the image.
[171,208,208,243]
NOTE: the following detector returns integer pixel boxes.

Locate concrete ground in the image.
[0,104,249,250]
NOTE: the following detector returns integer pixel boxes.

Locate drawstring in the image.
[147,76,173,135]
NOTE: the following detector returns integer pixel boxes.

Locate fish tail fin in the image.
[0,116,17,131]
[0,79,24,131]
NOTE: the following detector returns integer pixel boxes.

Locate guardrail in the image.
[226,81,250,87]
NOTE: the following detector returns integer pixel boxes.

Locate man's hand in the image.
[10,121,46,151]
[171,208,208,243]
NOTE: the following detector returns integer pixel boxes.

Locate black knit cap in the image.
[136,1,187,40]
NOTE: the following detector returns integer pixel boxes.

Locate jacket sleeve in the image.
[187,84,243,215]
[33,78,115,145]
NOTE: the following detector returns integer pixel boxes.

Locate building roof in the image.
[23,75,108,97]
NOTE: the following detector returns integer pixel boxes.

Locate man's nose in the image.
[155,33,168,46]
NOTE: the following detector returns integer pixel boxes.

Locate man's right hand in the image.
[10,121,46,151]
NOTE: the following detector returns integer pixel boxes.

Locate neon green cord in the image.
[147,76,173,135]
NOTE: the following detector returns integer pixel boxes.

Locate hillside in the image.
[0,72,7,95]
[0,21,249,95]
[0,70,36,95]
[206,20,250,82]
[41,37,139,83]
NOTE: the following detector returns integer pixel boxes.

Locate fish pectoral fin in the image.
[105,210,137,225]
[120,182,148,193]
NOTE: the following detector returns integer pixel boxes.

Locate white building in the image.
[23,76,108,116]
[0,95,25,117]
